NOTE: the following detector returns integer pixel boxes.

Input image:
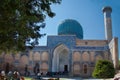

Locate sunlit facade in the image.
[0,6,119,78]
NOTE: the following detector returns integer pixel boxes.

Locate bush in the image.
[92,60,115,78]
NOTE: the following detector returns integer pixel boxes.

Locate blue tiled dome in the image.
[58,19,83,39]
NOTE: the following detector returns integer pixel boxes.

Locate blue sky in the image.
[39,0,120,58]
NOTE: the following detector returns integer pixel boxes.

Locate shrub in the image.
[92,60,115,78]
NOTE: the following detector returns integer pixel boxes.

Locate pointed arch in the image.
[41,62,48,73]
[52,44,69,72]
[20,55,29,67]
[42,51,49,61]
[15,54,20,60]
[96,55,103,61]
[33,52,40,61]
[73,51,80,62]
[82,52,89,62]
[4,54,14,64]
[73,64,80,75]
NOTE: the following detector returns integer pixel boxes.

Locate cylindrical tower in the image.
[102,6,113,41]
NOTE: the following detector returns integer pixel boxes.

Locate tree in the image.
[0,0,61,53]
[92,60,115,78]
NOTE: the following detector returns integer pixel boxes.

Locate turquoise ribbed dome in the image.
[58,19,83,39]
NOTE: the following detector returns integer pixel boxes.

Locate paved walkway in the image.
[115,70,120,76]
[59,78,113,80]
[114,70,120,80]
[33,71,120,80]
[41,77,113,80]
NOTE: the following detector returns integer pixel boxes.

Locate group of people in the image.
[0,70,24,80]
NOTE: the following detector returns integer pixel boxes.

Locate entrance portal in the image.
[52,44,69,72]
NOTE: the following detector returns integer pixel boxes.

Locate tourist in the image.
[0,71,6,80]
[7,71,13,80]
[13,71,20,80]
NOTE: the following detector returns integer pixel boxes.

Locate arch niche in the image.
[52,44,69,72]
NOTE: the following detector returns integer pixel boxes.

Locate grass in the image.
[25,77,32,80]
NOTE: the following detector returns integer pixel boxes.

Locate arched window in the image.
[83,64,87,74]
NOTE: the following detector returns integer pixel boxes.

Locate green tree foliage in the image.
[92,60,115,78]
[0,0,61,53]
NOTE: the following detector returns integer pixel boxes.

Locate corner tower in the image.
[102,6,113,41]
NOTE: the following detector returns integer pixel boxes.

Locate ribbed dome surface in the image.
[58,19,83,39]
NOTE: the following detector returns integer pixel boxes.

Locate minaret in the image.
[103,7,119,69]
[102,6,113,41]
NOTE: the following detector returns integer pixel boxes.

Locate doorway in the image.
[64,65,68,72]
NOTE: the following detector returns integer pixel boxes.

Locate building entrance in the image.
[52,44,69,72]
[64,65,68,72]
